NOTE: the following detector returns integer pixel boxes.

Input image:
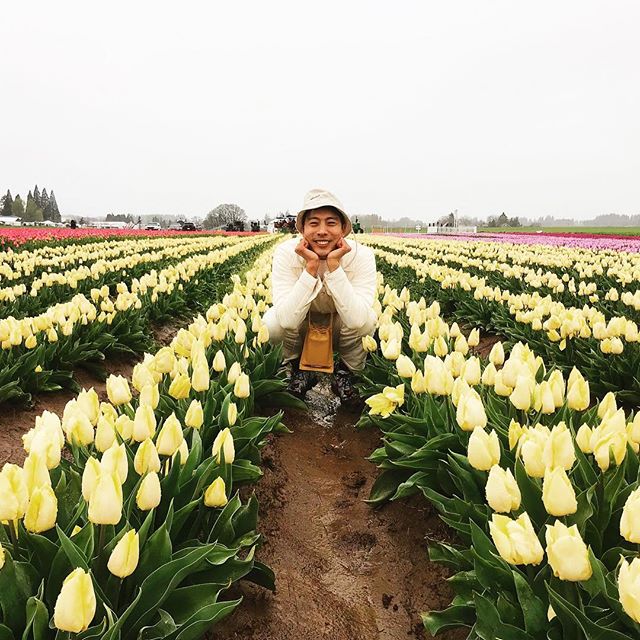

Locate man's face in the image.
[302,208,344,259]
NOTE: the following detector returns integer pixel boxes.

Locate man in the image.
[263,189,377,408]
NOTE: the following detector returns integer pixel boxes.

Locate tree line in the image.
[1,186,61,222]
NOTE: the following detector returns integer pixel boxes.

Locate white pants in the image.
[263,308,376,372]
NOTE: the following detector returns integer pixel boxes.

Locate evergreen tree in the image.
[46,191,61,222]
[0,190,13,216]
[24,195,39,222]
[33,185,41,208]
[40,188,49,216]
[12,195,24,218]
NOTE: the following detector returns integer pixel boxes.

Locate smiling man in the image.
[263,189,377,408]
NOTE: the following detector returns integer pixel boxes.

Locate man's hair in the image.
[302,206,346,228]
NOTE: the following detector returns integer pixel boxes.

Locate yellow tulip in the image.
[23,451,51,494]
[493,371,512,397]
[462,357,481,386]
[575,424,593,453]
[362,335,377,352]
[597,392,617,420]
[381,337,401,360]
[489,513,544,566]
[467,328,480,347]
[227,402,238,427]
[134,438,161,475]
[139,383,160,409]
[227,361,242,384]
[24,485,58,532]
[155,413,184,456]
[76,388,100,425]
[489,341,505,366]
[508,419,526,451]
[566,375,590,411]
[53,568,96,633]
[100,442,128,484]
[620,487,640,543]
[467,427,500,471]
[233,373,250,398]
[510,375,535,411]
[542,467,577,516]
[204,477,228,507]
[191,362,210,392]
[115,414,134,441]
[212,428,235,464]
[545,521,592,581]
[169,373,191,399]
[542,422,575,471]
[410,370,426,394]
[456,389,487,432]
[95,415,117,452]
[395,354,416,378]
[365,393,397,418]
[619,558,640,623]
[0,543,4,569]
[107,529,139,578]
[136,472,161,511]
[547,370,565,407]
[519,425,550,478]
[481,362,497,386]
[154,346,176,374]
[106,375,132,406]
[0,464,29,520]
[485,465,521,513]
[212,350,226,372]
[88,471,122,525]
[132,404,157,442]
[185,399,204,429]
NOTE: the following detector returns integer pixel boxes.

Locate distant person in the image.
[263,189,377,409]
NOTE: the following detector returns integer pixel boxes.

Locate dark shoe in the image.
[331,363,364,410]
[287,360,318,400]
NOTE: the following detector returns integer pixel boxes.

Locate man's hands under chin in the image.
[327,237,351,272]
[295,239,320,277]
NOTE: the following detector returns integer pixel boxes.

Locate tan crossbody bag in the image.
[299,312,334,374]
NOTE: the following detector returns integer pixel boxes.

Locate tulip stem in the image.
[8,520,19,559]
[97,524,106,557]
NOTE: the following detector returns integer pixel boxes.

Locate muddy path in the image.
[210,379,465,640]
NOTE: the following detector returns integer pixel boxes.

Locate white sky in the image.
[1,1,639,222]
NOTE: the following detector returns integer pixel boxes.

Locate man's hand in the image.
[295,239,320,277]
[327,237,351,272]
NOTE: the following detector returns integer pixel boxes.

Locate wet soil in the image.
[210,379,466,640]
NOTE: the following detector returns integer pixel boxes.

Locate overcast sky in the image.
[2,1,639,222]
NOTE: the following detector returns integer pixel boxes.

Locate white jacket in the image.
[270,237,377,331]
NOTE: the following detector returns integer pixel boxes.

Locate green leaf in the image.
[421,604,475,635]
[137,610,177,640]
[366,469,410,504]
[513,570,547,635]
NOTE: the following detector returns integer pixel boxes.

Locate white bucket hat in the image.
[295,189,352,236]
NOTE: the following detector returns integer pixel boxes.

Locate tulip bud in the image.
[467,428,500,471]
[95,414,117,452]
[0,464,29,520]
[154,346,176,374]
[548,370,565,407]
[106,375,132,406]
[545,521,592,581]
[227,361,242,384]
[519,425,551,478]
[88,471,123,525]
[456,389,487,431]
[619,558,640,623]
[510,375,534,411]
[508,419,525,451]
[136,472,161,510]
[542,422,576,471]
[597,392,617,420]
[542,467,577,516]
[620,487,640,543]
[396,355,416,378]
[139,383,160,409]
[233,372,250,398]
[462,357,481,386]
[489,341,505,366]
[101,442,128,484]
[212,428,235,464]
[132,404,156,442]
[493,371,512,397]
[227,402,238,427]
[155,413,184,456]
[575,424,593,453]
[204,477,228,507]
[77,388,100,425]
[567,375,590,411]
[134,438,161,475]
[489,513,544,565]
[23,451,51,494]
[410,370,426,394]
[481,362,497,386]
[185,399,204,429]
[191,362,210,392]
[169,373,191,399]
[362,335,377,352]
[212,350,226,372]
[107,529,139,578]
[53,568,96,632]
[24,485,58,533]
[485,465,521,512]
[468,328,480,347]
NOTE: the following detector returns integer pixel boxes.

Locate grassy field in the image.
[479,226,640,236]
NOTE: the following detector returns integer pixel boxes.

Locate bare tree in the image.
[203,204,246,229]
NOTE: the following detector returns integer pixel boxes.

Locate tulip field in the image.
[2,229,640,639]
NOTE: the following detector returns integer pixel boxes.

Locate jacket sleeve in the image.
[323,248,377,331]
[271,244,322,330]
